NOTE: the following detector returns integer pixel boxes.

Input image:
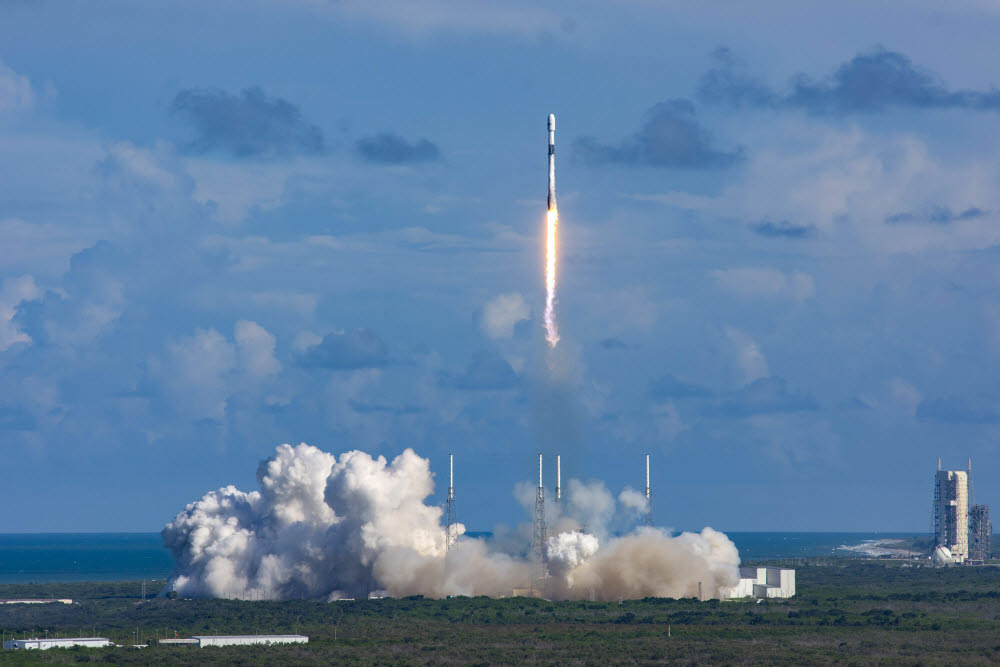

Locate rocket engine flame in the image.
[544,207,560,348]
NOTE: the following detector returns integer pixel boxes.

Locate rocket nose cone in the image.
[548,114,555,131]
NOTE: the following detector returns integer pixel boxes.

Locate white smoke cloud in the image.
[164,443,740,601]
[481,293,529,340]
[618,486,649,515]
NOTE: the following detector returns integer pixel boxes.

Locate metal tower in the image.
[556,454,562,504]
[445,454,456,554]
[532,453,547,588]
[643,453,652,527]
[968,458,974,507]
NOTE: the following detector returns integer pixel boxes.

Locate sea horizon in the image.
[0,531,948,585]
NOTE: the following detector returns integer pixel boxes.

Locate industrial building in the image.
[933,461,969,563]
[3,638,110,650]
[969,504,992,562]
[0,598,72,605]
[725,567,796,599]
[162,635,308,648]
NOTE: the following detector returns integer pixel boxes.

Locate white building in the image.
[725,567,796,599]
[0,599,73,605]
[191,635,308,647]
[4,638,110,650]
[934,464,969,563]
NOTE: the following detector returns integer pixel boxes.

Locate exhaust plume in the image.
[544,208,560,348]
[163,443,739,600]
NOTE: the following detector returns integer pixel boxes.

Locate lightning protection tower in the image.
[643,453,652,527]
[532,453,547,588]
[556,454,562,504]
[445,454,456,554]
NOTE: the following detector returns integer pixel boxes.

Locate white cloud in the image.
[293,330,323,353]
[711,267,815,301]
[0,61,35,113]
[159,328,237,421]
[235,320,281,379]
[715,125,1000,253]
[156,322,281,421]
[724,326,768,383]
[0,275,41,350]
[481,293,530,340]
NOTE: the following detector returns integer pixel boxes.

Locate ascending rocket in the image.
[543,113,560,347]
[547,113,556,210]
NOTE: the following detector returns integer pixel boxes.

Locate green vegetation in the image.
[2,562,1000,664]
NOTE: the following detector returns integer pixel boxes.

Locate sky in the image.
[2,0,1000,532]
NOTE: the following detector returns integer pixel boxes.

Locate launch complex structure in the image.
[443,452,654,587]
[933,457,992,564]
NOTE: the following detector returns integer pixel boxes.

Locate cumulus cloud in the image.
[481,293,530,340]
[298,329,388,369]
[699,46,1000,114]
[355,133,441,165]
[724,327,768,383]
[15,242,126,348]
[0,275,40,350]
[164,443,740,601]
[702,123,1000,253]
[235,320,281,379]
[156,328,238,421]
[153,321,280,421]
[711,267,815,301]
[574,100,743,169]
[171,86,325,158]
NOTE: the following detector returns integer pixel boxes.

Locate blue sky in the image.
[2,0,1000,532]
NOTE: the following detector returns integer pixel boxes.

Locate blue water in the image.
[0,533,173,584]
[0,531,926,584]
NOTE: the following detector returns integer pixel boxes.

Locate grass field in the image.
[1,561,999,664]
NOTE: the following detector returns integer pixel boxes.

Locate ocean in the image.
[0,532,926,584]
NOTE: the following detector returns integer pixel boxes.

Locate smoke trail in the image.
[544,207,560,347]
[163,443,739,601]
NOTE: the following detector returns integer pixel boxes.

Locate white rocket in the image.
[547,113,556,211]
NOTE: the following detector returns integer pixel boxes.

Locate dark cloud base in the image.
[171,86,325,158]
[699,46,1000,115]
[574,99,743,169]
[356,133,441,165]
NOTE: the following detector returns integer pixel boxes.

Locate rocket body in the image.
[547,114,556,210]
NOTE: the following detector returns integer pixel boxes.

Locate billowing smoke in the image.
[163,443,739,600]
